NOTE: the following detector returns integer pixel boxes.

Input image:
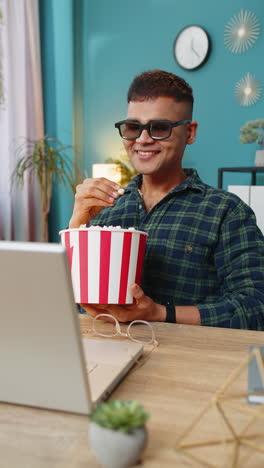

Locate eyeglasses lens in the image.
[150,121,170,138]
[93,315,117,337]
[128,322,154,344]
[120,121,171,139]
[120,122,140,139]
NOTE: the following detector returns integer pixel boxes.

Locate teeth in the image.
[138,151,155,155]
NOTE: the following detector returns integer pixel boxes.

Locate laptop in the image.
[0,241,143,414]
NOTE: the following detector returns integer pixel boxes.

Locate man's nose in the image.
[136,129,154,143]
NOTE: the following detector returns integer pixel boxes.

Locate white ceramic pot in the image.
[255,149,264,167]
[88,422,148,468]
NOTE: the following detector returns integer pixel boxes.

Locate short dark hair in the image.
[127,70,193,109]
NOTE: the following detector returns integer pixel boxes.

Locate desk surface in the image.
[1,316,264,468]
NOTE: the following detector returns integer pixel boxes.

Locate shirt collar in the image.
[123,174,142,193]
[123,169,206,195]
[175,168,206,195]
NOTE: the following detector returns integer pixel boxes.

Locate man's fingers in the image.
[69,176,120,227]
[130,283,145,301]
[80,303,107,317]
[76,178,121,204]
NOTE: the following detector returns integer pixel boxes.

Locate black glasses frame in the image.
[114,119,191,140]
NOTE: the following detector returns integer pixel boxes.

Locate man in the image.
[69,70,264,329]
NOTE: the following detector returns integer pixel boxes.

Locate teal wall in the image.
[39,0,264,241]
[39,0,74,241]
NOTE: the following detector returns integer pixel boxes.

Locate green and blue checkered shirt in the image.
[89,169,264,330]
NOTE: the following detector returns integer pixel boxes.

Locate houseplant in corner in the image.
[240,119,264,167]
[89,400,150,468]
[12,136,81,242]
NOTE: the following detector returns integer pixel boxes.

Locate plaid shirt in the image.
[89,169,264,330]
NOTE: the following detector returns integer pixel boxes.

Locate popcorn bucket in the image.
[59,228,148,304]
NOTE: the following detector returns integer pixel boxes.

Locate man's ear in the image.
[187,121,198,145]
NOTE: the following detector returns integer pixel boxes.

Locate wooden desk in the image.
[1,316,264,467]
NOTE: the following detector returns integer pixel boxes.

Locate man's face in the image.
[123,96,197,177]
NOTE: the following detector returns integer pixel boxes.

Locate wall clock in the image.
[174,25,211,70]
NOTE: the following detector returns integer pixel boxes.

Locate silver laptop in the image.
[0,241,143,414]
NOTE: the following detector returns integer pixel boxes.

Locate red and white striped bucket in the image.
[59,228,148,304]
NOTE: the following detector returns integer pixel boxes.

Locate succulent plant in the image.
[90,400,150,434]
[240,119,264,148]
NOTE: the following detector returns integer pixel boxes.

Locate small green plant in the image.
[91,400,150,433]
[105,149,137,187]
[240,119,264,149]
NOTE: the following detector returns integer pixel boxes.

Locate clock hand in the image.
[190,38,200,58]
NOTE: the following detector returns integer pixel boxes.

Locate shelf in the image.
[218,167,264,189]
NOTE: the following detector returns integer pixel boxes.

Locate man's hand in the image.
[80,283,166,322]
[69,178,121,228]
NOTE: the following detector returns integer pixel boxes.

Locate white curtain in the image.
[0,0,43,241]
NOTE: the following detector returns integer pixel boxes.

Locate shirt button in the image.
[186,245,193,252]
[139,204,142,209]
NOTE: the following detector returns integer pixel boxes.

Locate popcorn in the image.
[79,225,136,231]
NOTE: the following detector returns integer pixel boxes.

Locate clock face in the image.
[174,25,210,70]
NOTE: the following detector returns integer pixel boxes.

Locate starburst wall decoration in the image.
[234,73,262,107]
[224,9,260,54]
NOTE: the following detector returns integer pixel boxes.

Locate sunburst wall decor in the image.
[234,73,262,107]
[224,9,260,54]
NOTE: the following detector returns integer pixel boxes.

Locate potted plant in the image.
[12,136,82,242]
[239,119,264,166]
[89,400,150,468]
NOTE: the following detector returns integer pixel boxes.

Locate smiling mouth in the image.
[136,150,160,159]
